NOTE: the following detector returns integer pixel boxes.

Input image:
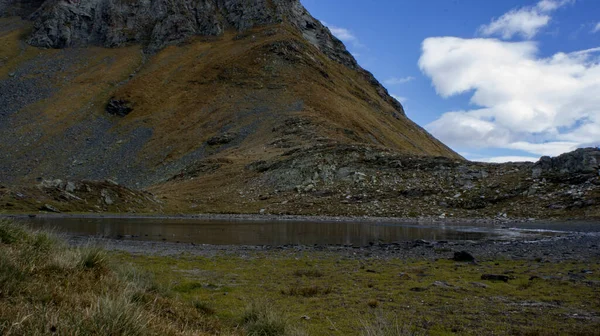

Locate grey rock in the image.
[39,203,60,213]
[101,189,114,205]
[432,281,453,288]
[65,181,76,192]
[39,179,63,189]
[535,148,600,176]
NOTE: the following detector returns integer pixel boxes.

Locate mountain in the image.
[0,0,598,219]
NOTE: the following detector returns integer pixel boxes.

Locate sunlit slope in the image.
[0,18,460,191]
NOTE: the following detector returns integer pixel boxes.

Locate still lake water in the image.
[17,216,596,246]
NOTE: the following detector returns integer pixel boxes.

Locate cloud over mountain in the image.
[419,37,600,157]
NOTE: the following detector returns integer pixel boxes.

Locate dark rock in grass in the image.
[481,274,510,282]
[409,287,428,292]
[106,98,133,117]
[39,204,60,213]
[207,133,237,146]
[453,251,475,262]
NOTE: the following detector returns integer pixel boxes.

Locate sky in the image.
[301,0,600,163]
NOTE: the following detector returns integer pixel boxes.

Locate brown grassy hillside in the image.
[0,17,460,206]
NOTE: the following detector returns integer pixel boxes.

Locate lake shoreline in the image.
[67,230,600,263]
[2,212,598,225]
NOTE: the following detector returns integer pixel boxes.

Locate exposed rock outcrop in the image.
[22,0,403,115]
[106,98,133,117]
[535,148,600,176]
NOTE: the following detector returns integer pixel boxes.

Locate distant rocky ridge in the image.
[2,0,403,114]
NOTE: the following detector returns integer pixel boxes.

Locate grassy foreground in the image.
[1,219,600,335]
[0,219,307,335]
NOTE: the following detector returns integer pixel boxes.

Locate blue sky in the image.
[302,0,600,162]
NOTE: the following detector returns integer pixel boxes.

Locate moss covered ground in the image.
[117,249,600,335]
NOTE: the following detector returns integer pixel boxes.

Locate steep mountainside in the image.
[0,0,598,219]
[0,0,458,185]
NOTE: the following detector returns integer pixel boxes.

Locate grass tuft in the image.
[80,295,150,336]
[0,219,29,244]
[79,246,108,270]
[242,301,298,336]
[361,314,423,336]
[193,300,216,315]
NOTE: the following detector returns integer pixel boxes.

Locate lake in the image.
[14,215,596,246]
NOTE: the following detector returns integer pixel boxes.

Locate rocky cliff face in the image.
[22,0,403,114]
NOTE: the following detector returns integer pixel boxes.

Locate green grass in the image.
[117,249,600,335]
[2,218,600,335]
[242,301,305,336]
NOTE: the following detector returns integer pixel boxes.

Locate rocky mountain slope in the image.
[0,0,598,219]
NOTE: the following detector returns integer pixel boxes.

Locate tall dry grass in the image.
[0,219,221,335]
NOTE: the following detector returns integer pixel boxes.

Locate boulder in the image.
[106,99,133,117]
[39,204,60,213]
[481,274,510,282]
[453,251,475,262]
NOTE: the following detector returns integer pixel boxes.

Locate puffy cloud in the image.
[419,37,600,158]
[593,23,600,33]
[384,76,415,85]
[478,0,573,39]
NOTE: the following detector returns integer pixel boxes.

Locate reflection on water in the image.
[17,217,566,246]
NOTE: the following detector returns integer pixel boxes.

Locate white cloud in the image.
[328,26,356,43]
[593,23,600,33]
[384,76,414,85]
[419,37,600,158]
[322,22,364,49]
[391,95,408,103]
[479,9,550,39]
[473,156,540,163]
[478,0,573,39]
[536,0,574,12]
